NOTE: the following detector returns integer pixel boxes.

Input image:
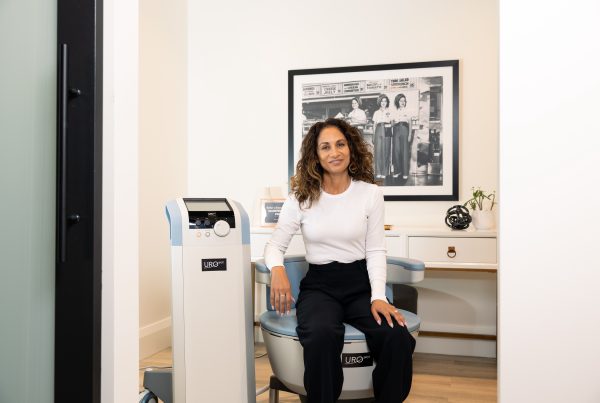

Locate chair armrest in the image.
[256,255,425,285]
[386,256,425,271]
[386,256,425,284]
[254,259,271,285]
[254,255,307,285]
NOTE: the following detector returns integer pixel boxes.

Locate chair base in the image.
[268,375,375,403]
[263,328,377,399]
[261,313,420,400]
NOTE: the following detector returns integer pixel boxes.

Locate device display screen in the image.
[185,200,231,212]
[183,198,236,229]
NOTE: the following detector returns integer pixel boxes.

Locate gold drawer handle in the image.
[447,246,456,258]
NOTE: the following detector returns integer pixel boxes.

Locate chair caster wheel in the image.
[139,389,158,403]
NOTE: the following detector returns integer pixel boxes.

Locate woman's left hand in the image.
[371,299,406,328]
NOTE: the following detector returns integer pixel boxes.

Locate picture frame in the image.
[259,198,286,227]
[288,60,459,201]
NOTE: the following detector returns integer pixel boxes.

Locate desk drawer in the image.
[408,236,497,265]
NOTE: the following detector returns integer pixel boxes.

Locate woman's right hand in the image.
[270,266,293,315]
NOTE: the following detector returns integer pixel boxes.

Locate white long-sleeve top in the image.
[264,180,387,302]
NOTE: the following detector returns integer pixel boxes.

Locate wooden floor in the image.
[139,344,496,402]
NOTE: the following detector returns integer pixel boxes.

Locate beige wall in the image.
[187,0,499,227]
[139,0,187,358]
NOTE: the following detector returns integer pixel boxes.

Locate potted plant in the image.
[463,187,496,230]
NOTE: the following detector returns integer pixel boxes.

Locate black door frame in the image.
[55,0,102,402]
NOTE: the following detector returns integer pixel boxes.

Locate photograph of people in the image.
[264,118,415,403]
[347,97,367,126]
[372,94,393,179]
[391,93,412,180]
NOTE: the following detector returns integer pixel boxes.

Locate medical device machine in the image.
[140,198,255,403]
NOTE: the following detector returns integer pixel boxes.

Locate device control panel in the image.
[184,198,236,230]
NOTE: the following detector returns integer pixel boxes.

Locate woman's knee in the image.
[389,326,416,353]
[300,323,344,349]
[373,324,415,349]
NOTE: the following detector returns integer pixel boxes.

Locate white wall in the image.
[187,0,498,226]
[102,0,139,401]
[499,1,600,402]
[139,0,188,358]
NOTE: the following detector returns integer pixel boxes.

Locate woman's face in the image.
[380,98,388,109]
[316,126,350,176]
[398,97,407,108]
[351,99,359,109]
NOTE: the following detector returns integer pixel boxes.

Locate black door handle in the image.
[57,43,68,263]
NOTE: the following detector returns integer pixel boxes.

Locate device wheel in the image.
[138,389,158,403]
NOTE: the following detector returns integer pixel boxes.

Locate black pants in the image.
[295,260,415,403]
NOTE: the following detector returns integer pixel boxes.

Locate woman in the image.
[347,97,367,126]
[391,93,412,179]
[264,118,415,403]
[371,94,393,179]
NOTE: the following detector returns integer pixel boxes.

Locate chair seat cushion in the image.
[260,309,420,340]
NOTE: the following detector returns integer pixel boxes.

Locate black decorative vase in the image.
[445,205,472,230]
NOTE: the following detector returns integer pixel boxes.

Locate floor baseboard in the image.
[140,317,171,360]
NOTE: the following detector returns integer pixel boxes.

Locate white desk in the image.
[251,226,497,358]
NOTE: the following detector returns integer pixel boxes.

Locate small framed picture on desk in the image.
[260,198,285,227]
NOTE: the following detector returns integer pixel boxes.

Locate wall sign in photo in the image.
[289,60,459,201]
[260,199,285,227]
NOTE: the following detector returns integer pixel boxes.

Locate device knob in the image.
[213,220,230,237]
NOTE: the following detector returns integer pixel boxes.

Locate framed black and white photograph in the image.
[288,60,459,201]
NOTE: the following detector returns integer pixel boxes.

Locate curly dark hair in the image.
[290,118,375,209]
